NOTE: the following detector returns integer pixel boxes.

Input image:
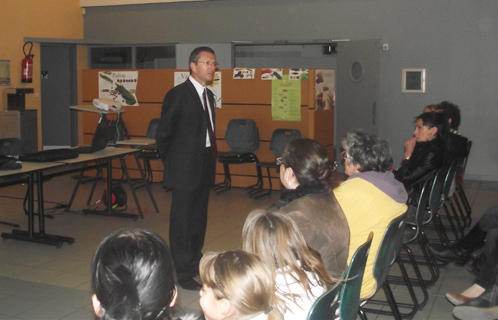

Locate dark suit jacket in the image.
[155,79,215,191]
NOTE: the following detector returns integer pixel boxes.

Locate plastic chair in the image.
[0,138,25,156]
[358,213,407,320]
[136,118,161,184]
[307,232,373,320]
[248,128,301,199]
[387,176,434,317]
[0,138,25,228]
[454,140,472,224]
[214,119,261,194]
[306,282,342,320]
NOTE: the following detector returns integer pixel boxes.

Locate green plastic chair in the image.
[307,232,373,320]
[358,213,407,320]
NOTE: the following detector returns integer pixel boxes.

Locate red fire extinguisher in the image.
[21,42,34,83]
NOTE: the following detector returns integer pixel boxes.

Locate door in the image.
[335,40,380,172]
[40,44,78,149]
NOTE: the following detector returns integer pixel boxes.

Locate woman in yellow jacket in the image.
[334,130,408,299]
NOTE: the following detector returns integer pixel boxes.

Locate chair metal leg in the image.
[214,163,231,194]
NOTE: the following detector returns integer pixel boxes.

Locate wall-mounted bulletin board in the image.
[81,68,334,189]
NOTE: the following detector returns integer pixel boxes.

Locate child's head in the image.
[199,250,280,320]
[242,209,334,293]
[91,229,177,320]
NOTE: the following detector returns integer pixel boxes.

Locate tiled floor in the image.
[0,174,493,319]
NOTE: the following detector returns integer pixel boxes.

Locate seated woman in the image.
[394,111,447,188]
[429,205,498,307]
[273,138,350,279]
[243,209,335,319]
[199,250,283,320]
[91,229,178,320]
[334,130,408,299]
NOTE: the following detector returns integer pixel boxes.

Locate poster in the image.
[174,72,222,108]
[289,68,309,80]
[98,71,138,106]
[271,75,301,121]
[0,60,10,86]
[314,69,335,110]
[233,68,255,79]
[261,68,283,80]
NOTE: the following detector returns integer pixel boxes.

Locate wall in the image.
[0,0,84,149]
[82,0,498,180]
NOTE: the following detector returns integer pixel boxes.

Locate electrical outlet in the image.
[382,43,389,51]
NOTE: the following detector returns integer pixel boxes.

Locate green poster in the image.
[271,75,301,121]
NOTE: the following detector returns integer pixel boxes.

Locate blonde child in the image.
[199,250,283,320]
[242,209,336,319]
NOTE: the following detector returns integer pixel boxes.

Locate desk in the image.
[1,161,73,247]
[62,147,159,219]
[70,105,130,140]
[1,148,158,247]
[116,138,158,183]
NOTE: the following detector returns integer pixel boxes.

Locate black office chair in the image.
[136,118,161,184]
[0,138,25,156]
[214,119,261,194]
[0,138,25,228]
[248,128,301,199]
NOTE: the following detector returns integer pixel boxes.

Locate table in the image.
[1,161,73,247]
[0,147,159,247]
[62,147,159,220]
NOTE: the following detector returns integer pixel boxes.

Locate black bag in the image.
[19,148,79,162]
[0,156,22,170]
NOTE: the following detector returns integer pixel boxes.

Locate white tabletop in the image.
[115,138,156,146]
[70,105,125,115]
[59,147,138,164]
[0,161,65,178]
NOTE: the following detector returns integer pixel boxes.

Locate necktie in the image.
[203,89,217,158]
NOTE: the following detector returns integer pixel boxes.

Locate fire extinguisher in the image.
[21,42,34,83]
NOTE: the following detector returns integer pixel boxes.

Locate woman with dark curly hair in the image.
[273,138,350,279]
[334,130,408,299]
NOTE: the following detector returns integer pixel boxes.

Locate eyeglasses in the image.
[197,60,219,68]
[276,157,284,166]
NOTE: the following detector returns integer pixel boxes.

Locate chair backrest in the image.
[339,232,373,320]
[405,176,432,243]
[0,138,25,156]
[225,119,260,153]
[367,213,406,299]
[269,129,301,158]
[442,158,460,198]
[146,118,161,139]
[428,167,447,214]
[306,282,342,320]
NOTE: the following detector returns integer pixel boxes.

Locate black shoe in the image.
[178,277,202,291]
[428,243,469,264]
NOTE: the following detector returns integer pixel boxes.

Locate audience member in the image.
[429,205,498,307]
[199,250,283,320]
[91,229,177,320]
[423,104,438,113]
[394,111,448,189]
[272,138,350,278]
[334,130,408,298]
[243,209,335,319]
[436,100,469,166]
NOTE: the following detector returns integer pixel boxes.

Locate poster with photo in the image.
[174,71,222,108]
[314,69,335,110]
[98,71,138,106]
[233,68,255,79]
[261,68,283,80]
[289,68,309,80]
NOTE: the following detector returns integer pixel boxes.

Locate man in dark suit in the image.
[156,47,218,290]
